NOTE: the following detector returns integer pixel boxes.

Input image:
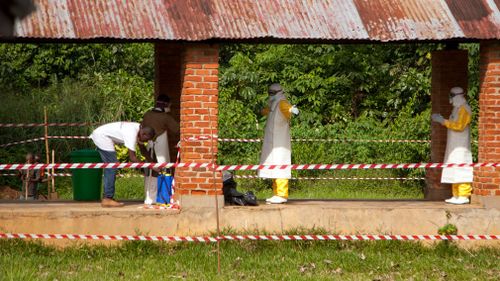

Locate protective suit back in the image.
[258,92,292,179]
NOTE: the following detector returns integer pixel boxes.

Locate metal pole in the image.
[209,107,221,274]
[43,107,50,164]
[51,150,55,194]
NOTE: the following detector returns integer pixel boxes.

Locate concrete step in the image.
[1,200,498,242]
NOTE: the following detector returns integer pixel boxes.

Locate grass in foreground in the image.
[0,239,498,281]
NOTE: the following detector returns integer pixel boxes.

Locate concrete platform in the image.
[1,200,499,243]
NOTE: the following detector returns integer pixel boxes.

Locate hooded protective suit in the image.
[259,84,298,202]
[258,91,292,180]
[441,94,473,184]
[431,87,473,203]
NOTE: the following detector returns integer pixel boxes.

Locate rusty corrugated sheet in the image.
[353,0,465,41]
[9,0,500,41]
[445,0,500,38]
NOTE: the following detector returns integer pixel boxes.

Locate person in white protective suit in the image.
[259,83,299,204]
[140,95,180,205]
[431,87,473,205]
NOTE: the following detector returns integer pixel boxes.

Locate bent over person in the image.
[140,94,180,205]
[431,87,473,205]
[259,83,299,204]
[90,122,155,207]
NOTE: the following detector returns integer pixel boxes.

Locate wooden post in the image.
[44,107,59,199]
[50,149,58,199]
[24,169,29,200]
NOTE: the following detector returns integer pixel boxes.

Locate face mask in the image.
[269,94,279,103]
[451,95,466,107]
[449,93,462,105]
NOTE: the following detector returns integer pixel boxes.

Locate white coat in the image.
[258,93,292,179]
[441,98,473,183]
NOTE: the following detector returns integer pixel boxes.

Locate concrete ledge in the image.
[473,195,500,209]
[178,195,224,209]
[1,200,498,241]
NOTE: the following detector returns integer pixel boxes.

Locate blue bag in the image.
[157,174,173,204]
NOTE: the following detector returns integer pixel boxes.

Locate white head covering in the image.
[268,83,284,95]
[450,87,466,107]
[450,87,464,95]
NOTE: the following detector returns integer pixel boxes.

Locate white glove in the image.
[290,105,299,115]
[431,113,445,124]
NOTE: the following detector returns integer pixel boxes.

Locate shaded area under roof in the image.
[7,0,500,42]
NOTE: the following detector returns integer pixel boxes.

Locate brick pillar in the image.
[176,44,223,208]
[425,50,468,200]
[474,41,500,208]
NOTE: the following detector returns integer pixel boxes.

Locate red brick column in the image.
[155,43,222,208]
[425,50,468,200]
[474,41,500,208]
[176,44,222,208]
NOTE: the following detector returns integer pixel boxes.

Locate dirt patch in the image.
[0,185,20,199]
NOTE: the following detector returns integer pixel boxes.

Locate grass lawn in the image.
[1,239,498,281]
[51,169,424,201]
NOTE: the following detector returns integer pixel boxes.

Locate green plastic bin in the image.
[70,149,102,201]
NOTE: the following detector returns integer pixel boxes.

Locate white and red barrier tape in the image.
[47,136,90,140]
[0,122,98,128]
[0,136,91,148]
[61,136,432,143]
[1,135,433,148]
[217,138,432,143]
[233,175,425,181]
[184,135,432,143]
[1,173,149,178]
[1,134,478,148]
[46,136,433,143]
[0,233,497,242]
[0,173,425,181]
[0,137,46,148]
[0,162,497,171]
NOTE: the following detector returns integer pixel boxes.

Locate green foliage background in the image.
[0,42,480,199]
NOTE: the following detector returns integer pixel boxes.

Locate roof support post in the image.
[155,43,222,208]
[474,41,500,208]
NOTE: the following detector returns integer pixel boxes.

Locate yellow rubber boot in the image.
[446,183,471,204]
[266,179,288,204]
[272,180,277,196]
[458,183,472,197]
[275,178,289,198]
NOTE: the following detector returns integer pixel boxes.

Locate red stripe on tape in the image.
[0,162,497,171]
[0,122,98,128]
[1,233,498,241]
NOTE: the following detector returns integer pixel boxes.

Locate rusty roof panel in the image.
[208,0,368,40]
[9,0,500,42]
[353,0,464,41]
[445,0,500,38]
[16,0,75,38]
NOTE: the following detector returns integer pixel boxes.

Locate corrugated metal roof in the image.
[9,0,500,42]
